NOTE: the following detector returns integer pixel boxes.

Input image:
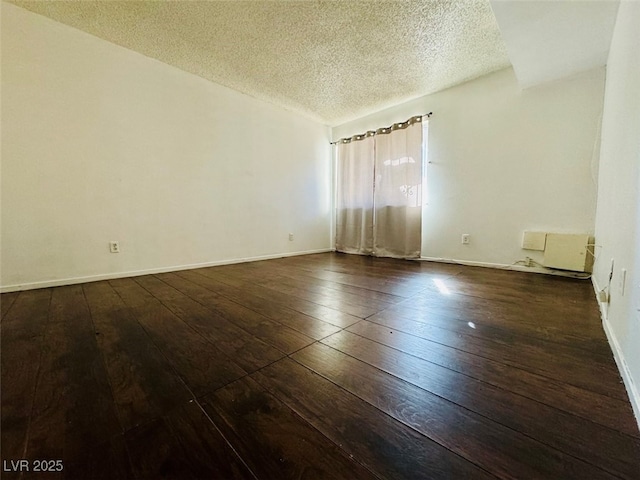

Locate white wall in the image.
[333,67,605,268]
[0,3,332,291]
[592,0,640,424]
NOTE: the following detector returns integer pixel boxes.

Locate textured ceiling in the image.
[8,0,511,125]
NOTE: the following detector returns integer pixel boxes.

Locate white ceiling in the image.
[490,0,619,88]
[6,1,620,125]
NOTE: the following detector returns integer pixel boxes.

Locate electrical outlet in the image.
[109,241,120,253]
[288,233,294,241]
[461,234,470,245]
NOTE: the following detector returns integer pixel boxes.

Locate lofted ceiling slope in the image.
[7,0,511,125]
[490,0,619,89]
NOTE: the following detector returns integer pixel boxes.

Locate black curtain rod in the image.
[330,112,432,145]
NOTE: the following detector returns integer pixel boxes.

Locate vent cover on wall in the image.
[543,233,593,272]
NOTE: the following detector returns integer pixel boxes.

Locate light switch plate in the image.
[619,268,627,296]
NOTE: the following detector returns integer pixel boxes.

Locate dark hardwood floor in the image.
[2,252,639,479]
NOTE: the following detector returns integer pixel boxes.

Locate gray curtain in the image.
[335,116,424,258]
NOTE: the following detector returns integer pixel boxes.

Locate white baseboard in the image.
[0,248,332,293]
[592,277,640,431]
[418,256,590,279]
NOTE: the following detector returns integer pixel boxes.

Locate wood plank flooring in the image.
[1,252,639,479]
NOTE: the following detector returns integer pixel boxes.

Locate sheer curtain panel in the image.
[373,119,423,258]
[335,136,375,254]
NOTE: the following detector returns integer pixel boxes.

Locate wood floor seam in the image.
[329,345,628,477]
[81,284,126,436]
[0,291,20,321]
[17,289,53,464]
[340,321,637,437]
[145,274,312,356]
[352,316,626,402]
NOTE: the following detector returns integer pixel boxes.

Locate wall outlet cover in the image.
[522,231,547,251]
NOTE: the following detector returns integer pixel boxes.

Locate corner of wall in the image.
[591,277,640,430]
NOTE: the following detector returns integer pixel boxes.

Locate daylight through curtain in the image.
[373,119,423,258]
[335,116,424,258]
